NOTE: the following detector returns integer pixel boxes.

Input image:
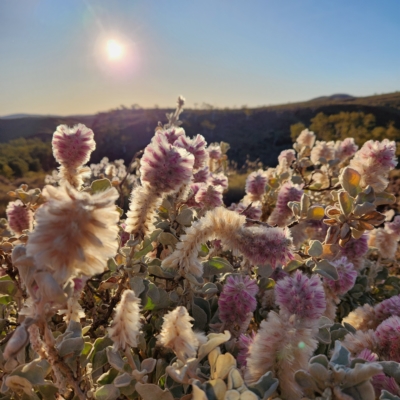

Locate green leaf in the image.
[340,167,361,197]
[339,191,353,217]
[107,258,118,272]
[0,280,17,296]
[133,242,153,259]
[143,297,156,311]
[375,191,396,206]
[135,383,174,400]
[192,303,208,331]
[283,259,303,272]
[98,369,119,385]
[313,259,338,280]
[91,179,112,194]
[307,206,325,220]
[202,257,234,276]
[248,371,280,399]
[176,208,194,226]
[114,373,133,388]
[199,243,210,257]
[353,202,376,217]
[94,384,120,400]
[147,265,176,279]
[330,341,350,366]
[300,194,310,218]
[106,347,125,372]
[308,240,323,257]
[0,295,13,305]
[316,327,331,344]
[158,232,178,247]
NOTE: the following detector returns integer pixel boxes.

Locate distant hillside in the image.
[1,91,400,167]
[309,94,355,102]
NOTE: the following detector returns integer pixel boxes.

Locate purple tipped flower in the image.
[52,124,96,168]
[268,182,303,227]
[341,234,369,270]
[237,332,256,367]
[194,184,223,209]
[237,226,294,269]
[210,173,228,189]
[335,138,358,160]
[375,316,400,362]
[140,132,194,193]
[375,295,400,322]
[162,127,185,144]
[193,167,210,183]
[208,144,222,160]
[275,270,326,320]
[174,134,208,170]
[324,256,357,296]
[6,200,33,235]
[278,149,296,167]
[245,170,268,198]
[218,275,259,334]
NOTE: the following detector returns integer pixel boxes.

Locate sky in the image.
[0,0,399,116]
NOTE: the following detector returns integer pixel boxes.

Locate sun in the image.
[107,40,124,60]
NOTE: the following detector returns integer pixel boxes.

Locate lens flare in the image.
[107,40,123,60]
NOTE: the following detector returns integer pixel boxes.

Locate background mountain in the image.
[1,91,400,171]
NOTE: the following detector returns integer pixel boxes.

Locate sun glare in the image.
[107,40,123,60]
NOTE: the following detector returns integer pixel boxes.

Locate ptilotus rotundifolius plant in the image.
[2,97,400,400]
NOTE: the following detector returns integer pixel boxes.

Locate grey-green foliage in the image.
[295,341,382,400]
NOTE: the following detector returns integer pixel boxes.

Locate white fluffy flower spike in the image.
[159,306,200,362]
[108,290,142,351]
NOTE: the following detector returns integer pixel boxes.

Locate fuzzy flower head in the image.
[310,140,335,164]
[52,124,96,169]
[218,275,259,328]
[6,200,33,235]
[278,149,296,168]
[158,306,200,362]
[375,316,400,362]
[26,184,120,284]
[335,138,358,160]
[350,139,397,191]
[210,172,228,189]
[108,289,142,351]
[296,129,316,149]
[161,127,185,144]
[324,257,357,296]
[174,134,208,170]
[385,216,400,238]
[245,170,268,199]
[236,225,294,268]
[275,270,326,320]
[140,132,195,193]
[207,144,222,160]
[268,182,303,227]
[194,184,223,209]
[341,234,369,267]
[193,167,210,183]
[375,295,400,322]
[237,332,256,367]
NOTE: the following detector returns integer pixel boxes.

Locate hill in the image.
[1,91,400,167]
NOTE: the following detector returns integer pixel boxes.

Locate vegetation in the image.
[2,99,400,399]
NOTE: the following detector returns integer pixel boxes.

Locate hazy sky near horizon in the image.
[1,0,399,116]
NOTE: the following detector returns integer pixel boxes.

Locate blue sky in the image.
[0,0,399,115]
